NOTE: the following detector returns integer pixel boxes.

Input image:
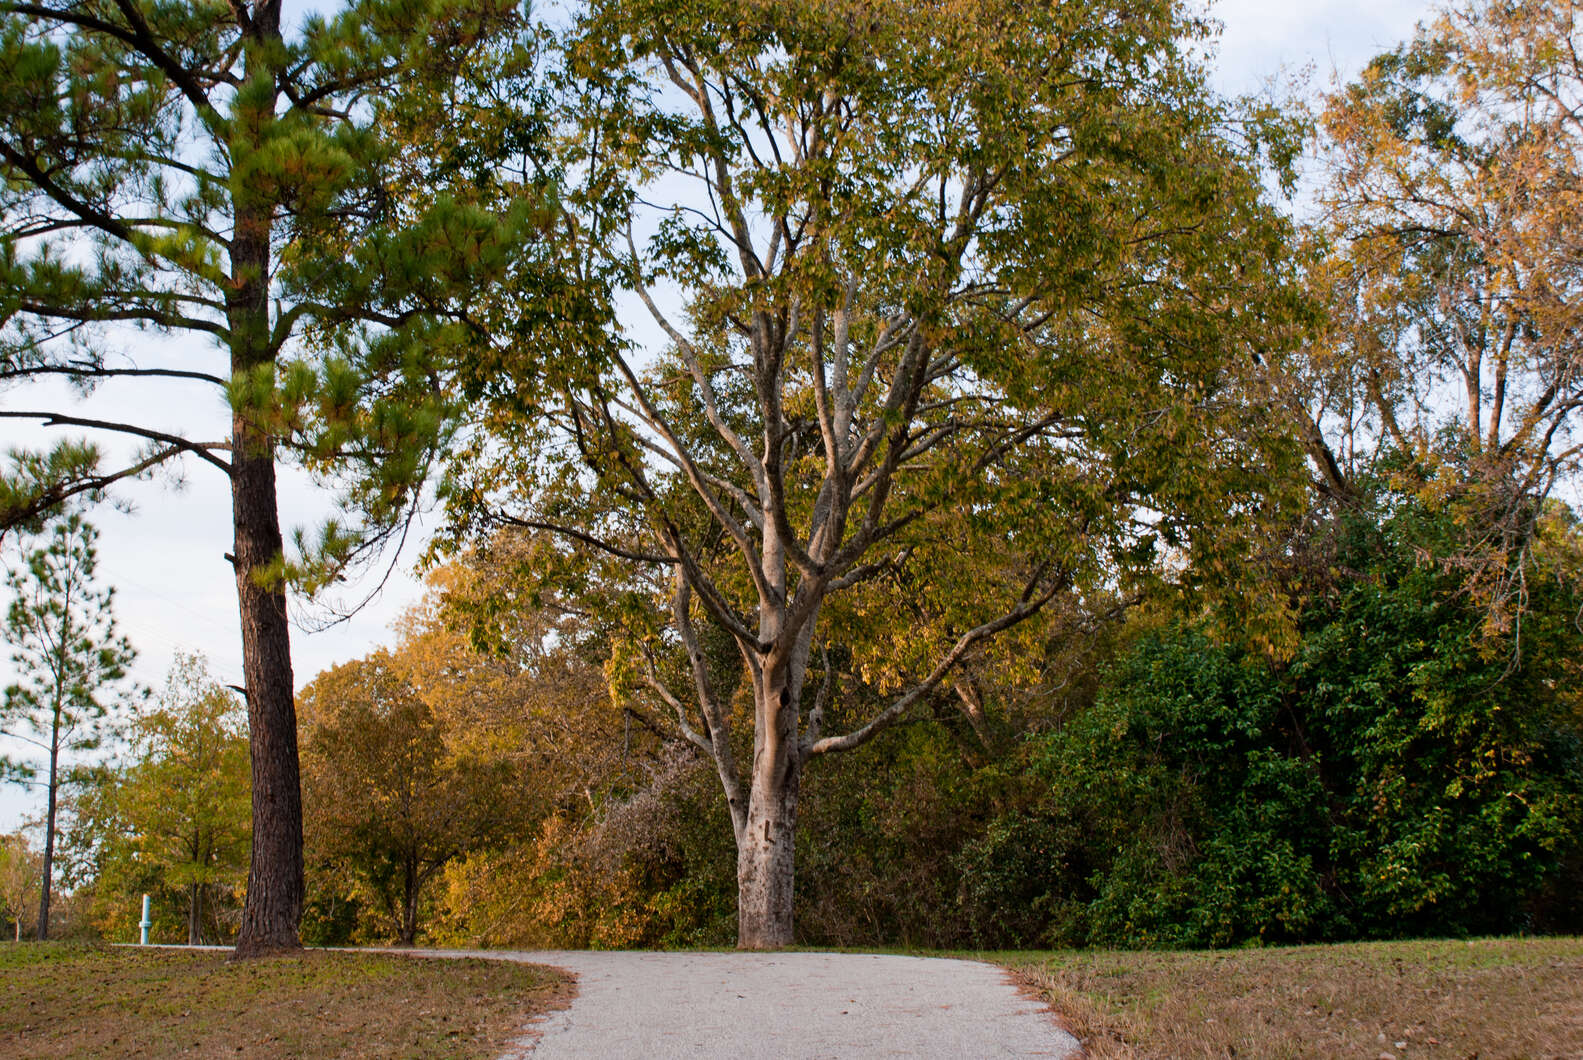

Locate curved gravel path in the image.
[426,949,1081,1059]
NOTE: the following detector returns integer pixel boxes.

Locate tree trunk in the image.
[188,882,203,946]
[35,707,60,941]
[736,666,801,949]
[398,852,418,947]
[230,438,303,957]
[228,1,302,959]
[400,857,419,947]
[736,779,798,949]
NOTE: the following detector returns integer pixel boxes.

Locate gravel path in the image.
[427,949,1082,1059]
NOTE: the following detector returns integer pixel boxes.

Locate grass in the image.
[999,937,1583,1059]
[0,942,573,1059]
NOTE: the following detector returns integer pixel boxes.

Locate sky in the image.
[0,0,1439,833]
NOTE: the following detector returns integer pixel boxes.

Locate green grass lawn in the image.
[998,937,1583,1059]
[0,943,571,1059]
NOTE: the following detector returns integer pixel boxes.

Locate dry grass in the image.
[0,942,573,1059]
[1003,937,1583,1060]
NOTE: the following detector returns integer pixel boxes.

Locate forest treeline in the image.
[35,481,1583,949]
[3,0,1583,950]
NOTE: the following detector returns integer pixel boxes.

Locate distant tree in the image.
[0,831,41,941]
[1,511,134,939]
[1304,0,1583,620]
[87,655,251,945]
[300,651,520,946]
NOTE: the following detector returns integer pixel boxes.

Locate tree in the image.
[300,650,520,946]
[85,654,251,945]
[447,0,1304,946]
[0,830,41,941]
[0,0,537,954]
[0,511,134,939]
[1304,0,1583,620]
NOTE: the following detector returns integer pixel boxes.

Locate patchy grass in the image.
[0,943,572,1059]
[1000,937,1583,1059]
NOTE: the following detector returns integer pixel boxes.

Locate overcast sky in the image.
[0,0,1440,832]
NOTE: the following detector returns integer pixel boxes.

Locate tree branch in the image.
[0,412,232,474]
[804,565,1069,758]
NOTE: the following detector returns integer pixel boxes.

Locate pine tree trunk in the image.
[230,438,303,957]
[228,1,303,959]
[35,708,60,941]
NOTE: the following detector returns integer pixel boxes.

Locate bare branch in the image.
[624,228,766,499]
[0,364,228,388]
[639,651,712,756]
[0,412,232,474]
[605,345,777,607]
[672,575,747,835]
[491,513,675,565]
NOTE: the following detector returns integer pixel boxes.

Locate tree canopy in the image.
[439,0,1309,945]
[1305,0,1583,622]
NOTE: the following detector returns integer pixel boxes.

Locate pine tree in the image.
[1,512,134,939]
[0,0,540,953]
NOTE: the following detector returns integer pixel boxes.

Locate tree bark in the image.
[735,767,799,949]
[230,424,303,957]
[35,710,59,941]
[735,659,803,949]
[228,1,303,960]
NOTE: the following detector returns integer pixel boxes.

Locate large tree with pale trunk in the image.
[447,0,1306,947]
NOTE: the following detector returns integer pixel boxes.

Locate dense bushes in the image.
[960,507,1583,948]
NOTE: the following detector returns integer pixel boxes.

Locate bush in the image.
[975,506,1583,947]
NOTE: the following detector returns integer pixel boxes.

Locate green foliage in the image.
[1033,631,1336,947]
[967,499,1583,949]
[65,654,250,945]
[1292,506,1583,934]
[0,0,552,585]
